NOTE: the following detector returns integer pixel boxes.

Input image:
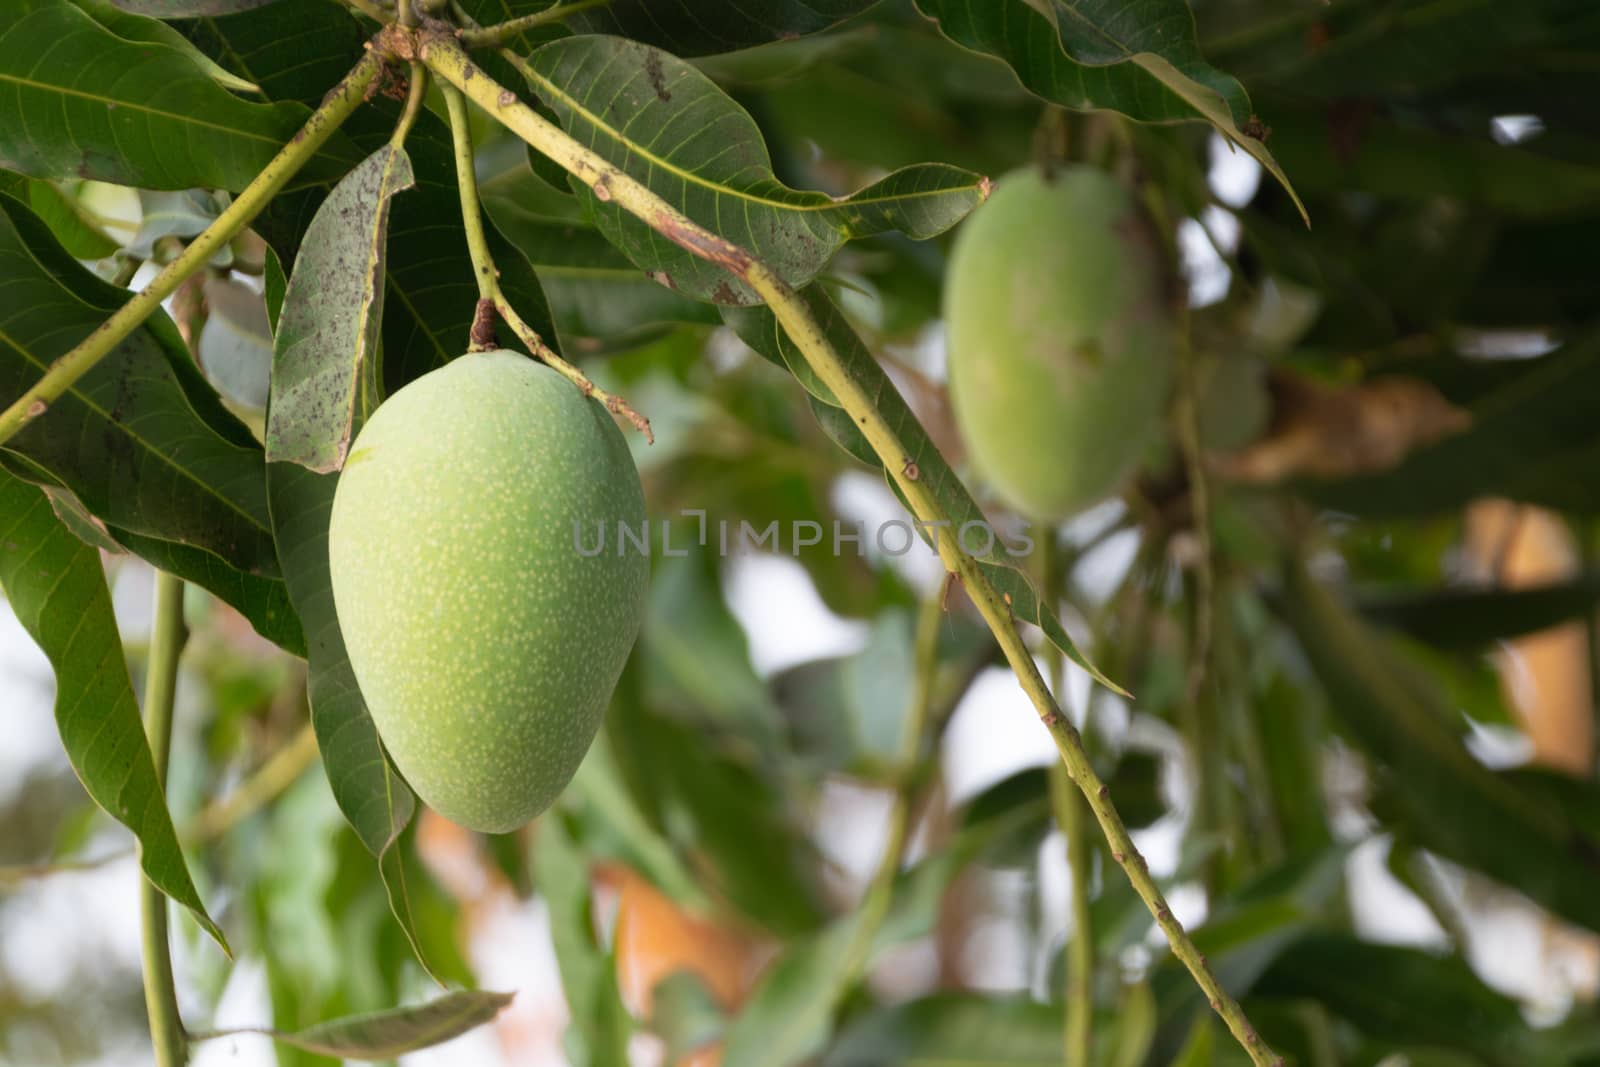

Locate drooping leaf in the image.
[0,194,295,635]
[0,172,118,258]
[567,0,875,56]
[0,467,227,951]
[206,990,515,1060]
[268,143,414,472]
[1306,331,1600,516]
[721,915,860,1067]
[0,0,351,192]
[823,994,1064,1067]
[724,287,1119,691]
[911,0,1303,220]
[265,460,442,976]
[1357,575,1600,649]
[1252,934,1565,1063]
[1277,557,1600,934]
[534,811,632,1067]
[71,0,261,94]
[510,35,987,304]
[177,0,367,108]
[114,0,279,15]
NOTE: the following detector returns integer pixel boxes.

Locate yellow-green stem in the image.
[456,0,613,46]
[140,572,190,1067]
[440,79,652,438]
[0,52,383,451]
[420,34,1278,1066]
[183,723,319,845]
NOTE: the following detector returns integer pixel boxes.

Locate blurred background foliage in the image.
[6,0,1600,1064]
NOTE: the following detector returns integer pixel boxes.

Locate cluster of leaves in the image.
[4,0,1600,1064]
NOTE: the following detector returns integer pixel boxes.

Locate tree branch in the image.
[420,34,1279,1066]
[0,50,385,451]
[140,571,191,1067]
[455,0,614,47]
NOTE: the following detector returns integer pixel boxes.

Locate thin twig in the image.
[1037,532,1093,1067]
[456,0,613,46]
[183,723,320,845]
[391,61,429,148]
[440,81,654,440]
[140,572,190,1067]
[0,849,136,888]
[0,52,384,451]
[340,0,392,23]
[420,34,1279,1065]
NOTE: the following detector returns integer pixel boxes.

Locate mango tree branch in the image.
[455,0,613,46]
[439,79,653,440]
[0,51,385,451]
[140,572,191,1067]
[420,32,1280,1067]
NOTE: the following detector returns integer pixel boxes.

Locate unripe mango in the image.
[328,351,648,833]
[944,166,1173,520]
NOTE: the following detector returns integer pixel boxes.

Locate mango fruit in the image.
[944,166,1174,520]
[329,351,648,833]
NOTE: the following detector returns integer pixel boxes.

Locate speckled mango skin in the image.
[945,166,1173,520]
[328,351,648,833]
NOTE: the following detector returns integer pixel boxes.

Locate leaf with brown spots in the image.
[268,143,414,472]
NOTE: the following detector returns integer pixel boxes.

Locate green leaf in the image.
[0,172,118,258]
[116,0,279,15]
[0,193,288,589]
[1253,934,1559,1063]
[512,35,987,304]
[722,915,860,1067]
[0,467,227,952]
[482,173,720,344]
[207,990,515,1060]
[1277,556,1600,934]
[724,287,1120,692]
[567,0,876,56]
[911,0,1304,221]
[534,811,632,1067]
[265,462,439,976]
[823,994,1064,1067]
[177,0,367,108]
[0,0,350,192]
[268,144,414,472]
[1358,575,1600,649]
[69,0,261,95]
[1306,331,1600,516]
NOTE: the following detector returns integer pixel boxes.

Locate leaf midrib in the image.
[514,48,981,214]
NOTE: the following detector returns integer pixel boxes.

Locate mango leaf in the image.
[0,194,292,592]
[722,916,861,1067]
[1277,557,1600,934]
[268,143,413,471]
[1253,934,1565,1063]
[823,995,1063,1067]
[0,172,118,258]
[724,288,1120,692]
[0,467,227,951]
[482,177,720,344]
[513,35,987,304]
[1307,331,1600,516]
[70,0,260,94]
[567,0,876,56]
[911,0,1304,221]
[534,811,632,1067]
[176,0,367,108]
[0,0,349,192]
[204,990,515,1060]
[1358,575,1600,649]
[116,0,279,14]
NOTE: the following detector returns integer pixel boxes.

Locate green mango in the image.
[945,166,1174,520]
[329,351,648,833]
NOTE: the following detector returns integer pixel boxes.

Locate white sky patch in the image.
[1207,132,1263,208]
[722,551,870,676]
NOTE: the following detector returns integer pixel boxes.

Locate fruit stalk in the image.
[439,81,653,440]
[421,33,1281,1066]
[140,571,191,1067]
[0,50,384,451]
